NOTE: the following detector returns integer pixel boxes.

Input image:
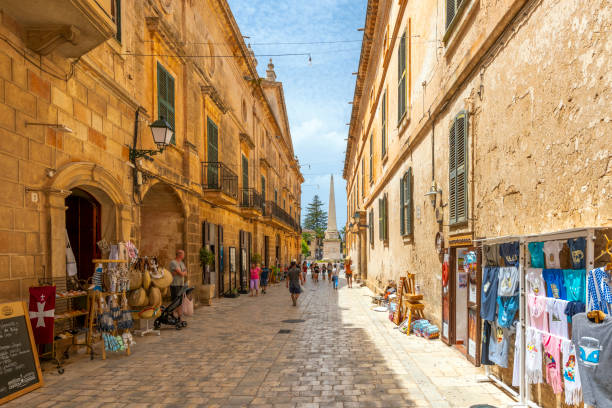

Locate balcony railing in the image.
[201,162,238,200]
[239,188,263,211]
[263,201,301,232]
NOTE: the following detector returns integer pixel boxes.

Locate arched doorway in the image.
[140,183,185,268]
[65,188,101,282]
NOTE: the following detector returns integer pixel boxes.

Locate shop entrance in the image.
[442,242,481,365]
[140,183,184,270]
[65,188,101,282]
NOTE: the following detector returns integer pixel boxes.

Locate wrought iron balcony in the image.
[239,188,263,217]
[201,162,238,204]
[263,201,301,232]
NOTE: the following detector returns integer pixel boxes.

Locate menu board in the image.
[0,302,43,404]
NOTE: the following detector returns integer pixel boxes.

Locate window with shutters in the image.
[157,63,175,144]
[400,168,413,236]
[446,0,466,31]
[207,118,219,187]
[378,194,388,242]
[361,159,365,198]
[261,176,266,199]
[369,209,374,246]
[369,134,373,184]
[112,0,121,43]
[241,154,248,190]
[449,111,468,225]
[381,90,387,158]
[397,32,407,123]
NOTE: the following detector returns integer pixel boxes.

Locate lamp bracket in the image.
[128,146,165,162]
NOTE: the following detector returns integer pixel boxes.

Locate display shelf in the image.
[55,293,88,300]
[55,311,88,321]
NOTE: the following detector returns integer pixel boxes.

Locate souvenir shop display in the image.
[477,228,611,408]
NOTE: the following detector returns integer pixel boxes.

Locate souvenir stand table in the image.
[476,228,610,408]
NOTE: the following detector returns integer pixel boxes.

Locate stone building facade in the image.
[344,0,611,404]
[0,0,302,302]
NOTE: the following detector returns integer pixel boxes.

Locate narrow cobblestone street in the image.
[10,275,513,408]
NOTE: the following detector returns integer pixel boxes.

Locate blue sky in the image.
[227,0,367,231]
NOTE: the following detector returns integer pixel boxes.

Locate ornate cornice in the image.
[201,85,228,114]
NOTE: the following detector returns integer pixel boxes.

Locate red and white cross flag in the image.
[28,286,56,344]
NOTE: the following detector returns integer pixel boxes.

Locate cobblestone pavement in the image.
[11,275,514,407]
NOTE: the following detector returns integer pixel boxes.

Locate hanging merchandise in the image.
[543,241,564,268]
[499,241,519,267]
[565,301,586,322]
[567,238,586,269]
[546,298,569,339]
[512,321,521,387]
[484,244,504,267]
[587,267,612,314]
[528,294,549,331]
[488,321,514,368]
[559,243,572,269]
[561,340,582,406]
[65,230,78,277]
[92,263,103,291]
[481,320,494,365]
[526,268,546,297]
[498,267,519,296]
[481,267,499,321]
[528,242,545,268]
[543,333,563,394]
[572,312,612,407]
[497,295,519,328]
[525,327,543,384]
[543,269,567,300]
[563,269,587,303]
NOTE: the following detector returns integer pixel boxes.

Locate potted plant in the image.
[198,247,216,305]
[250,253,262,265]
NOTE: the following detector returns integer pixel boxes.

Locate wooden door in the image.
[441,249,452,344]
[65,190,101,282]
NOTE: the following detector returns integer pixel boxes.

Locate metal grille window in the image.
[381,90,387,157]
[397,32,407,123]
[449,111,468,225]
[400,168,412,236]
[446,0,465,30]
[157,63,175,144]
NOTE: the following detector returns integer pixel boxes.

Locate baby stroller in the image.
[154,286,193,330]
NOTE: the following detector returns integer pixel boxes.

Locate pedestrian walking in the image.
[169,250,188,318]
[313,264,319,282]
[260,264,269,294]
[250,262,260,296]
[286,260,305,306]
[332,266,339,290]
[327,262,332,284]
[301,261,308,282]
[321,264,327,281]
[345,258,353,288]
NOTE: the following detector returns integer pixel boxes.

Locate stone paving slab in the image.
[7,276,515,407]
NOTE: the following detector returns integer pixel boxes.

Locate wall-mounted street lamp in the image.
[129,117,174,162]
[424,181,443,208]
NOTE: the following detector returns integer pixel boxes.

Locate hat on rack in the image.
[138,306,159,320]
[129,287,147,307]
[148,286,161,307]
[129,268,143,290]
[152,268,172,289]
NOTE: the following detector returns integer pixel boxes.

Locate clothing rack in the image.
[475,227,607,408]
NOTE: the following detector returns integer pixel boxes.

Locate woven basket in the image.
[148,286,161,307]
[152,268,172,289]
[129,268,143,290]
[138,306,159,319]
[142,269,151,290]
[128,287,147,307]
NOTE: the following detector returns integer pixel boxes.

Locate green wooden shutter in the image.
[400,175,405,235]
[369,209,374,245]
[383,195,388,241]
[241,155,248,189]
[397,32,406,122]
[456,112,468,223]
[449,112,468,225]
[446,0,456,29]
[157,63,175,144]
[261,176,266,199]
[207,118,219,188]
[449,119,457,224]
[406,168,412,235]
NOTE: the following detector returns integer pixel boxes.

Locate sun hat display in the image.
[138,306,160,319]
[148,286,162,307]
[152,267,172,289]
[160,286,169,298]
[129,287,147,307]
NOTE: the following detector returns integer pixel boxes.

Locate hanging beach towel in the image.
[65,229,77,277]
[525,327,543,384]
[561,339,582,405]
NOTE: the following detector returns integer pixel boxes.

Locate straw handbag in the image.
[148,286,161,307]
[152,268,172,289]
[128,287,147,307]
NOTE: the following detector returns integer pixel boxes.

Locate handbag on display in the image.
[181,291,194,317]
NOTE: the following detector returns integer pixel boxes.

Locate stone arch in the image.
[45,162,132,278]
[139,181,186,267]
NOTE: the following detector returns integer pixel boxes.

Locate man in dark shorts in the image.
[286,260,305,306]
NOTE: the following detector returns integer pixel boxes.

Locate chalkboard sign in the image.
[0,302,43,405]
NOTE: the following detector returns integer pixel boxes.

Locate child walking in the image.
[332,266,339,290]
[249,263,260,296]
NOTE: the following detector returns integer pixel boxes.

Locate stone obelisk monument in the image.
[323,175,342,260]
